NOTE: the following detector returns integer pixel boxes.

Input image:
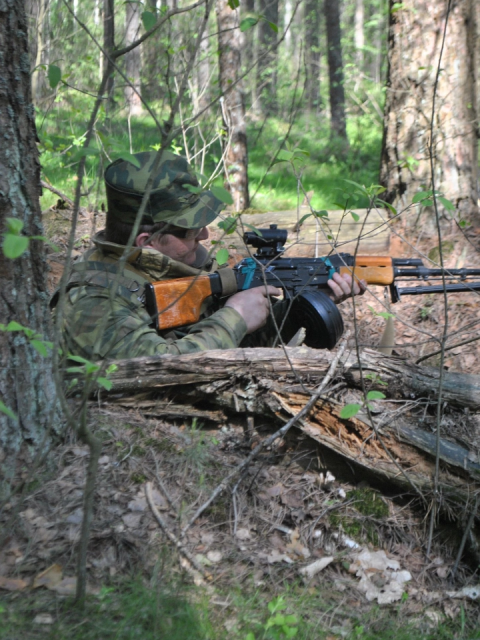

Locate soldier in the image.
[57,151,364,360]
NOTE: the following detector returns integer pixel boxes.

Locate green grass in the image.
[0,578,213,640]
[36,96,382,216]
[2,571,479,640]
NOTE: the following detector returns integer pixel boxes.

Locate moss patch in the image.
[330,487,389,545]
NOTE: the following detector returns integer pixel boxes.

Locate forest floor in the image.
[2,204,480,639]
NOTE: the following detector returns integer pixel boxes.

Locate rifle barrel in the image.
[395,267,480,279]
[397,282,480,297]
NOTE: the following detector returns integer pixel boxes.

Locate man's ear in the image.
[135,232,151,247]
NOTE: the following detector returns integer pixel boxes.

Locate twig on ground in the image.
[145,481,210,584]
[451,495,479,581]
[150,448,178,514]
[180,333,351,539]
[41,180,89,217]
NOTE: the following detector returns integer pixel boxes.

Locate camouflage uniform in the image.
[58,232,250,360]
[57,151,295,360]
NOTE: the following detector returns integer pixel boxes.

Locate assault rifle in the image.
[145,225,480,349]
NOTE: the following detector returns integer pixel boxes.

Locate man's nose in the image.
[198,226,209,240]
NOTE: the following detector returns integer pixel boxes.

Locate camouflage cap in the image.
[104,151,224,229]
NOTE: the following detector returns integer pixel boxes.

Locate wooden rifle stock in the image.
[145,275,216,330]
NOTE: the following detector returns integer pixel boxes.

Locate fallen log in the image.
[105,347,480,410]
[97,347,480,518]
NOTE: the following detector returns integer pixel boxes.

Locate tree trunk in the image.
[195,33,210,113]
[98,347,480,515]
[0,0,61,498]
[379,0,479,223]
[324,0,348,142]
[103,0,115,113]
[256,0,278,115]
[242,0,256,108]
[31,0,48,102]
[354,0,364,71]
[305,0,321,113]
[216,0,250,211]
[124,0,142,116]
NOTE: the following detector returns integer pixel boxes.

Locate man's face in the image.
[145,226,209,265]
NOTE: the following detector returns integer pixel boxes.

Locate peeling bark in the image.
[98,347,480,513]
[380,0,479,222]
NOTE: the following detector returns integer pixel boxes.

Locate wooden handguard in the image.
[339,256,394,286]
[147,275,214,330]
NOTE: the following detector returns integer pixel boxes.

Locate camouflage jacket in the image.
[57,232,249,360]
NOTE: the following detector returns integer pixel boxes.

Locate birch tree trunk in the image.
[124,0,142,115]
[354,0,364,71]
[103,0,115,113]
[305,0,321,113]
[379,0,479,223]
[324,0,348,142]
[0,0,61,498]
[216,0,250,211]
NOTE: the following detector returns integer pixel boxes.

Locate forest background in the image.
[1,0,480,637]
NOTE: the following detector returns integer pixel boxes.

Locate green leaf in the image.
[343,178,364,190]
[412,190,432,204]
[314,209,329,218]
[97,377,113,391]
[243,223,262,235]
[67,354,90,365]
[267,20,278,32]
[210,185,233,205]
[3,234,29,259]
[3,321,25,332]
[245,633,256,640]
[340,404,361,419]
[350,212,360,222]
[438,196,455,212]
[6,218,24,234]
[85,362,100,375]
[227,0,239,8]
[376,199,397,215]
[422,200,433,207]
[106,363,118,375]
[276,149,294,162]
[296,213,312,227]
[116,152,141,168]
[366,390,386,400]
[368,305,394,319]
[66,366,85,375]
[0,400,17,421]
[141,10,156,31]
[30,340,49,357]
[218,216,237,234]
[182,183,203,194]
[216,248,230,265]
[48,64,62,89]
[240,16,258,31]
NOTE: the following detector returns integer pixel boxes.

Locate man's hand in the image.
[327,273,367,304]
[225,285,281,334]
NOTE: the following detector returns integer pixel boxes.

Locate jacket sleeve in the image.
[61,285,248,360]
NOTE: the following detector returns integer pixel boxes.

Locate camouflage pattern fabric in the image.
[58,232,248,360]
[105,151,223,228]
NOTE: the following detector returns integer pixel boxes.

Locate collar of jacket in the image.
[91,230,217,281]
